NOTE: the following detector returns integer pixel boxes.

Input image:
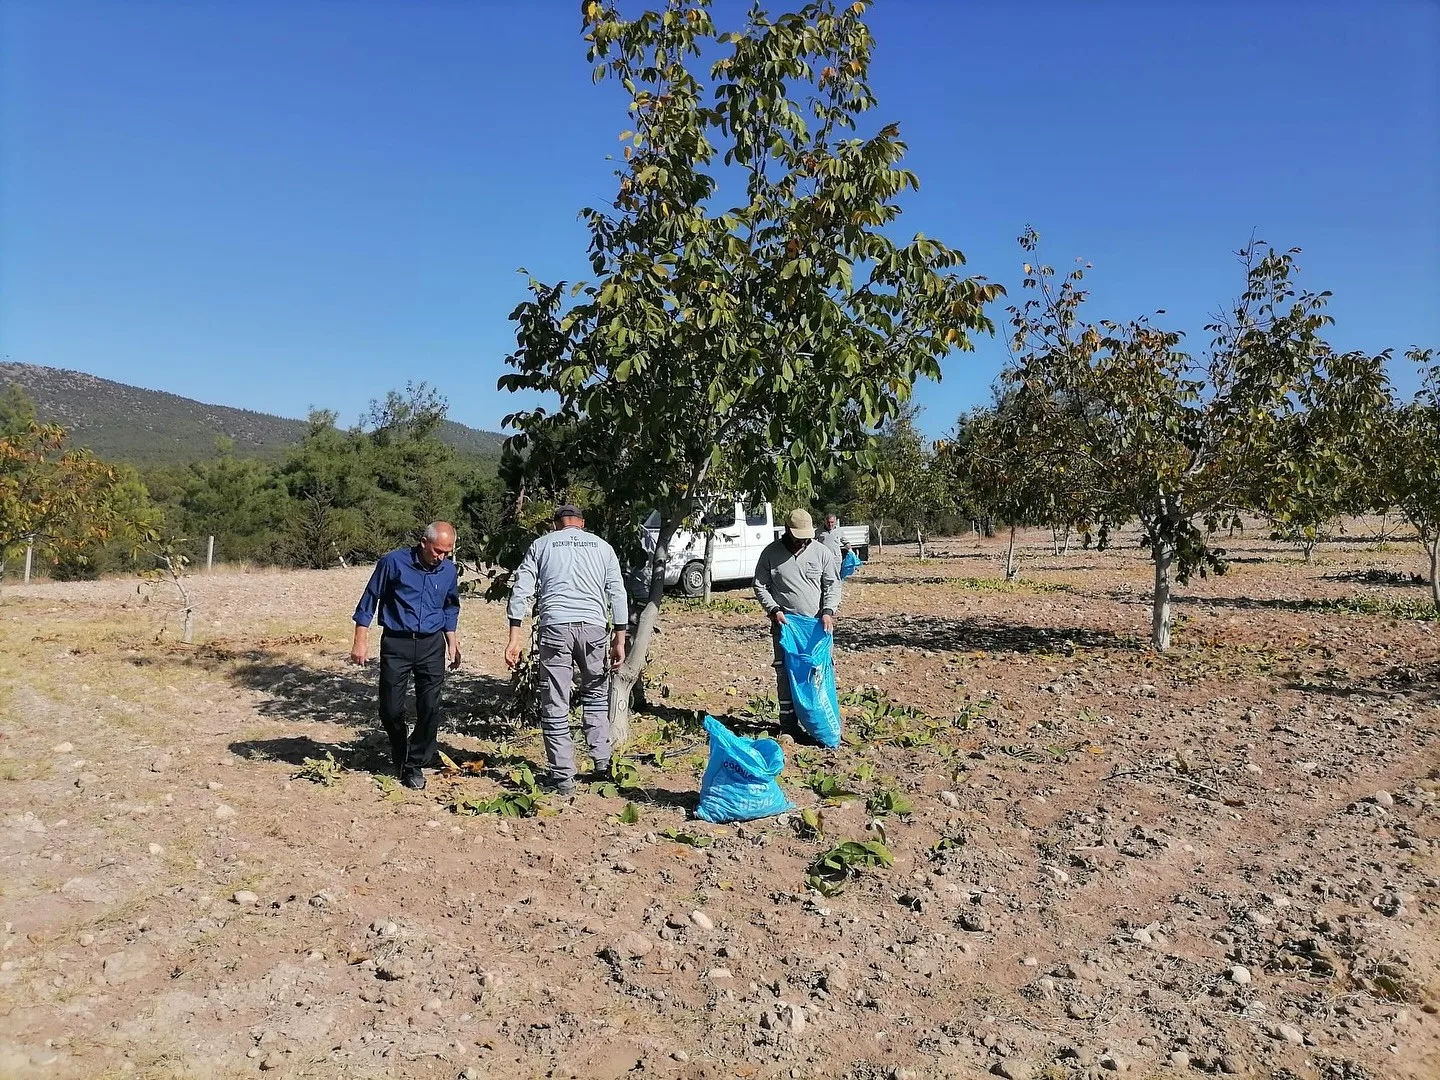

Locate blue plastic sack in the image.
[840,550,862,579]
[694,716,794,823]
[777,613,842,747]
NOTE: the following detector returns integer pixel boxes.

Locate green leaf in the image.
[660,827,713,848]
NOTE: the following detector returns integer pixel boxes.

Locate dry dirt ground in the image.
[0,524,1437,1080]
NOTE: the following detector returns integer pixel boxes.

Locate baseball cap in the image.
[786,508,815,539]
[554,504,584,521]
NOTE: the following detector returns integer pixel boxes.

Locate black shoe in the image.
[401,770,426,790]
[590,759,611,780]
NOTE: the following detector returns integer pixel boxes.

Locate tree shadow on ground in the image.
[1322,568,1428,587]
[229,732,382,771]
[1283,663,1440,704]
[710,713,783,739]
[1172,594,1424,616]
[228,732,489,774]
[228,654,520,742]
[616,784,701,813]
[836,613,1129,654]
[892,549,988,560]
[850,574,989,586]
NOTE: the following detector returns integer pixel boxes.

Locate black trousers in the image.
[378,631,446,774]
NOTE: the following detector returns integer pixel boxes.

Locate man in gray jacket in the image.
[816,512,850,560]
[504,505,628,794]
[753,508,841,743]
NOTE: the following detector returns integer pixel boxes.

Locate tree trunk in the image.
[1151,546,1174,652]
[876,523,884,552]
[916,524,924,560]
[609,519,678,751]
[1427,536,1439,613]
[1061,526,1071,556]
[1051,525,1061,557]
[701,530,715,604]
[1004,523,1018,581]
[983,515,995,539]
[181,608,195,645]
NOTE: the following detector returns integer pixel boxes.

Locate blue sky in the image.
[2,0,1436,439]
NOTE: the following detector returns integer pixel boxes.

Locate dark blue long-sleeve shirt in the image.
[353,547,460,634]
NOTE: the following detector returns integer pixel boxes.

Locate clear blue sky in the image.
[2,0,1436,439]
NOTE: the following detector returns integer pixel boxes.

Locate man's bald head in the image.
[418,521,456,566]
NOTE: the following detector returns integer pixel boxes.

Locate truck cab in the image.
[636,499,782,597]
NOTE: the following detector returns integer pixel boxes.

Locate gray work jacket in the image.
[506,527,628,630]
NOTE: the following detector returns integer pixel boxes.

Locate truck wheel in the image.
[679,560,706,597]
[856,545,870,562]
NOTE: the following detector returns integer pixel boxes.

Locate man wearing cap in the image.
[504,505,628,795]
[753,508,842,743]
[350,521,463,790]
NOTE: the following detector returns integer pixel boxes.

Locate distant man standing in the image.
[504,505,628,795]
[350,522,462,790]
[753,509,841,742]
[816,512,851,560]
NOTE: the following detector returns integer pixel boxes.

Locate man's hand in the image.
[610,631,626,668]
[349,626,370,666]
[770,609,787,626]
[821,613,835,634]
[504,626,525,669]
[448,644,463,670]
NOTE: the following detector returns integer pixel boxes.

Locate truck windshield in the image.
[705,505,737,528]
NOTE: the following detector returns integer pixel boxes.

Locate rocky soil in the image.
[0,524,1436,1079]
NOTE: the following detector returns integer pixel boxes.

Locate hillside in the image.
[0,363,505,465]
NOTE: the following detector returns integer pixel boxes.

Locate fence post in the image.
[206,535,215,572]
[23,542,34,585]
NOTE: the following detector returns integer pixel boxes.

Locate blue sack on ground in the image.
[778,613,843,748]
[694,715,794,823]
[840,550,862,579]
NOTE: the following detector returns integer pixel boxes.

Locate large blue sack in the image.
[778,613,843,748]
[694,716,794,823]
[840,550,863,579]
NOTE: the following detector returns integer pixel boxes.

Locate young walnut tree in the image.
[0,422,126,595]
[1006,230,1383,650]
[498,0,1000,740]
[1380,348,1440,610]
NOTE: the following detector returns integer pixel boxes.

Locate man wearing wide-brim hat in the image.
[752,508,842,744]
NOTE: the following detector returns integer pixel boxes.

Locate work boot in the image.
[541,773,576,797]
[779,712,824,749]
[401,769,426,791]
[590,759,612,781]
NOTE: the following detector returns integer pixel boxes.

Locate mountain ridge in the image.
[0,362,505,465]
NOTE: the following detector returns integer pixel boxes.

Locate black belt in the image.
[382,628,442,639]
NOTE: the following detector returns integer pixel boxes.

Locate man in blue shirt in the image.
[350,522,462,790]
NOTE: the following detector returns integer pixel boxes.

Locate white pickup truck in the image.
[635,500,870,597]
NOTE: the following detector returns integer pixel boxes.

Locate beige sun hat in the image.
[786,508,815,539]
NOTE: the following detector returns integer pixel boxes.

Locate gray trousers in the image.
[771,622,795,719]
[537,622,612,779]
